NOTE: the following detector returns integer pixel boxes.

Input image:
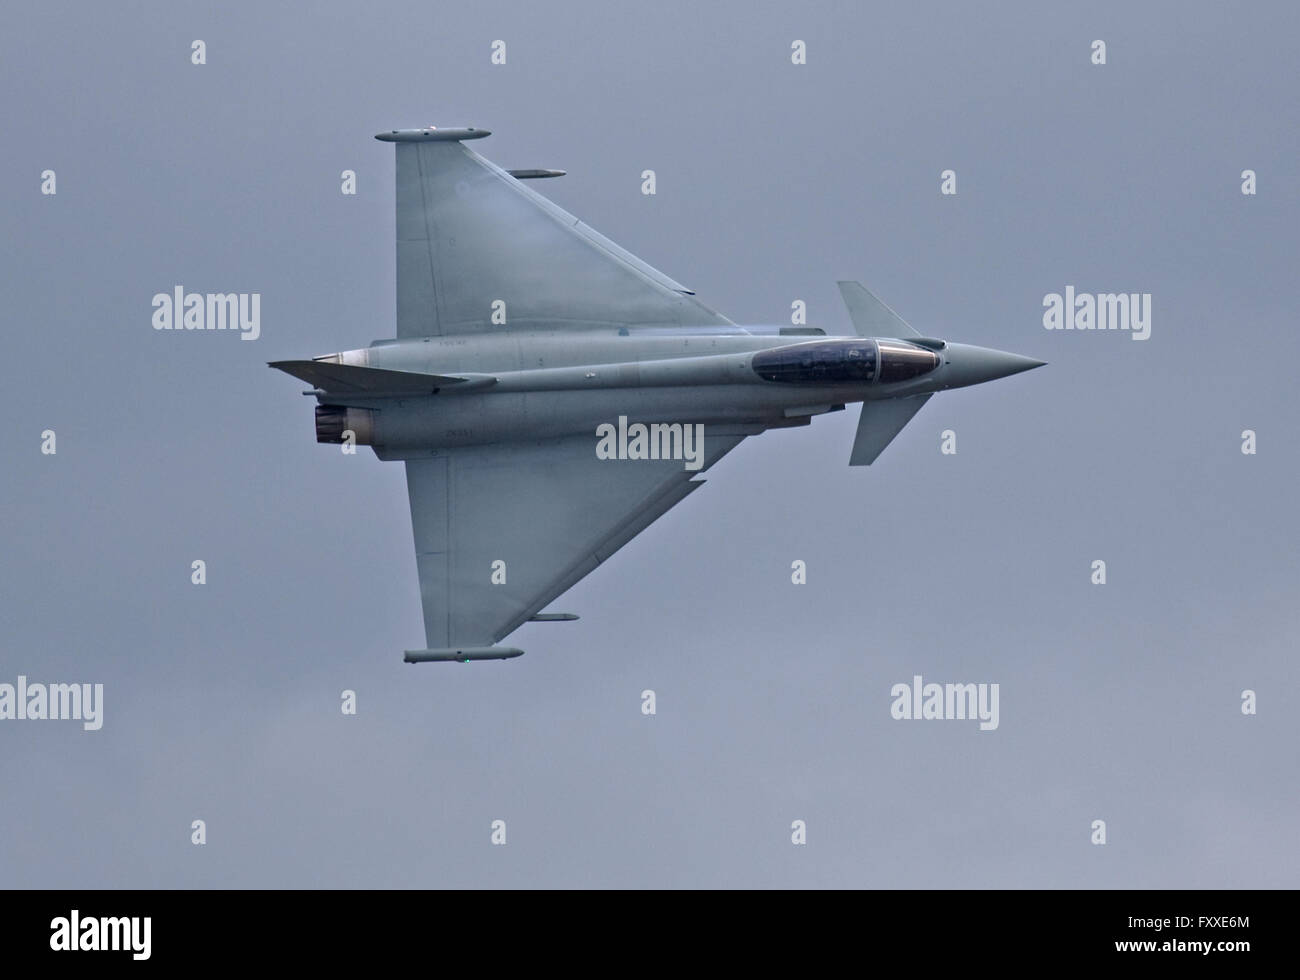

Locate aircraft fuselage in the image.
[308,329,1038,456]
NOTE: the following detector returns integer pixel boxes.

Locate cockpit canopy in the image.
[876,339,942,382]
[752,339,940,385]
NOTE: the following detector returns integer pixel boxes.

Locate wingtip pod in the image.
[375,127,490,142]
[506,168,566,180]
[404,646,525,663]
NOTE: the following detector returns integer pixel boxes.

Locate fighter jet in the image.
[271,126,1045,663]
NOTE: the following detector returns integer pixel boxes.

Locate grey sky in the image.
[1,0,1296,887]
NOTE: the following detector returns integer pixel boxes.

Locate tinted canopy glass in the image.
[752,340,877,384]
[876,340,941,383]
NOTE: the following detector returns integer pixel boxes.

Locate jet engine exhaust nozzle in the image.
[315,405,376,445]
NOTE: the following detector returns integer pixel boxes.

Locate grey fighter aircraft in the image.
[271,126,1044,663]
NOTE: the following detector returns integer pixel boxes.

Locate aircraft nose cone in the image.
[941,343,1047,389]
